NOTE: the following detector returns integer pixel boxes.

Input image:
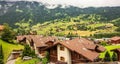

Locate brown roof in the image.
[16,35,58,47]
[32,36,58,47]
[45,38,103,61]
[16,35,43,42]
[111,48,120,52]
[16,35,26,41]
[0,25,4,31]
[110,36,120,41]
[96,45,106,52]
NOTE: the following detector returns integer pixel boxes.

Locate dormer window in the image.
[60,45,64,51]
[45,41,53,46]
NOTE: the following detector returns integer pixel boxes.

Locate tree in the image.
[22,45,35,58]
[104,51,111,62]
[112,52,118,61]
[15,19,32,35]
[0,44,4,64]
[1,23,16,43]
[42,52,49,64]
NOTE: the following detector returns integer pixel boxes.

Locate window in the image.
[60,45,64,51]
[60,57,65,62]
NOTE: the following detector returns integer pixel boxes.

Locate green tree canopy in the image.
[1,23,16,43]
[15,19,32,35]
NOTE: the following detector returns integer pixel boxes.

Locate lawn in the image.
[99,44,120,58]
[0,39,24,63]
[15,58,40,64]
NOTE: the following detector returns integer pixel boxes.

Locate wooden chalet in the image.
[44,38,106,64]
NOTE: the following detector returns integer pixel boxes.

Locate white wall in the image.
[57,44,72,64]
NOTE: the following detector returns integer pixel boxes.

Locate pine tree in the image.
[1,23,16,43]
[112,52,118,61]
[104,51,111,62]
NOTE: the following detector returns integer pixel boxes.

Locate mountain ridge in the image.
[0,1,120,27]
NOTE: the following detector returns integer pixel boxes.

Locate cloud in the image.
[2,0,120,7]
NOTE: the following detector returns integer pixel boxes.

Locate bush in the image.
[42,52,49,64]
[22,45,36,58]
[100,41,108,46]
[1,23,16,43]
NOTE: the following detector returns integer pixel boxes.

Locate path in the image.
[6,59,16,64]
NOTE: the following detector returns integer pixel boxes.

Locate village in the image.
[0,24,120,64]
[0,1,120,64]
[7,35,120,64]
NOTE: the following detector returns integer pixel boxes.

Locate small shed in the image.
[7,50,22,61]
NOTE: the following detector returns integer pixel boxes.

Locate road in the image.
[6,59,16,64]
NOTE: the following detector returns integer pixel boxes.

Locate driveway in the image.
[6,59,16,64]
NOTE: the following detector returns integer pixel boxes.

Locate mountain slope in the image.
[0,1,120,27]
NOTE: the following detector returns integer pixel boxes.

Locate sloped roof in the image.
[16,35,26,41]
[110,36,120,41]
[96,45,106,52]
[32,36,58,47]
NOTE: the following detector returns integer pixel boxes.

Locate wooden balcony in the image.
[50,55,57,62]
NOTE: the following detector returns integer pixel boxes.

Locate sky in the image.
[2,0,120,7]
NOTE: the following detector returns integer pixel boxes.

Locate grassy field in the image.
[99,44,120,58]
[0,39,24,63]
[15,58,40,64]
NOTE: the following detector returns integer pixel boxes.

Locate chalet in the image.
[31,36,58,58]
[110,36,120,44]
[44,38,106,64]
[16,35,58,58]
[111,48,120,61]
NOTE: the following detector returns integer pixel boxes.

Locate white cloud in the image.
[3,0,120,7]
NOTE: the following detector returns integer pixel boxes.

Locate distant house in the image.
[0,25,4,32]
[111,48,120,61]
[110,36,120,44]
[44,38,106,64]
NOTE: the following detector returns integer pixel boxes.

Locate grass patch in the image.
[99,44,120,58]
[15,58,40,64]
[0,39,24,63]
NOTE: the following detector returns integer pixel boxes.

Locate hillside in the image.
[0,39,24,63]
[31,15,119,37]
[0,1,120,27]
